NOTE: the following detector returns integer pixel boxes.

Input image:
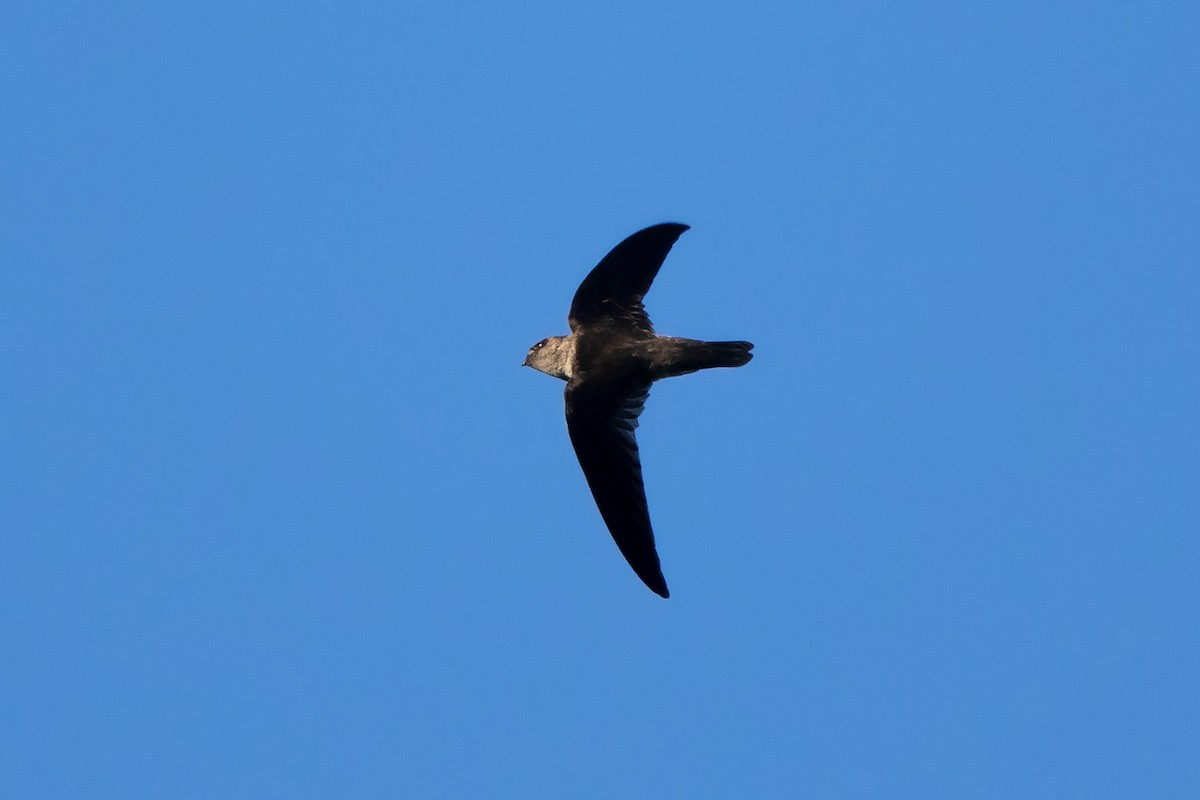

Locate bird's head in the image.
[523,336,575,381]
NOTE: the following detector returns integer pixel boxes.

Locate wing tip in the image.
[644,573,670,599]
[648,221,689,238]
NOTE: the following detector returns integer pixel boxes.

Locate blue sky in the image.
[3,2,1198,797]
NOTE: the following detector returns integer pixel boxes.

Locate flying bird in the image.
[523,223,754,598]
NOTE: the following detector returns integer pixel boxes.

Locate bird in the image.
[523,222,754,598]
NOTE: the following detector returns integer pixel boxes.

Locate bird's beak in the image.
[521,356,530,367]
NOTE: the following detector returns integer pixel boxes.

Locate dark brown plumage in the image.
[524,223,753,597]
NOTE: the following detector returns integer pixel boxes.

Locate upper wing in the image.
[564,378,669,598]
[568,223,690,336]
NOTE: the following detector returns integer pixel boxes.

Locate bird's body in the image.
[524,223,753,598]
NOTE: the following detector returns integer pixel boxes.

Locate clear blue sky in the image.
[3,2,1197,798]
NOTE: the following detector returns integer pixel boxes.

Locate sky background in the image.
[3,2,1198,798]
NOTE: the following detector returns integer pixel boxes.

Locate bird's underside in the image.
[524,223,753,597]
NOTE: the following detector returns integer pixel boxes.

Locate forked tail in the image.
[655,339,754,377]
[700,340,754,368]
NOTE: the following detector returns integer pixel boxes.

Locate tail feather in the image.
[656,339,754,377]
[701,340,754,368]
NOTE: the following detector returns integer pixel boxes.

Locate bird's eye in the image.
[534,340,546,350]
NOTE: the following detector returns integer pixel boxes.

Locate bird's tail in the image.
[655,339,754,378]
[699,340,755,368]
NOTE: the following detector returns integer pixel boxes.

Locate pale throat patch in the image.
[528,335,578,381]
[550,335,578,380]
